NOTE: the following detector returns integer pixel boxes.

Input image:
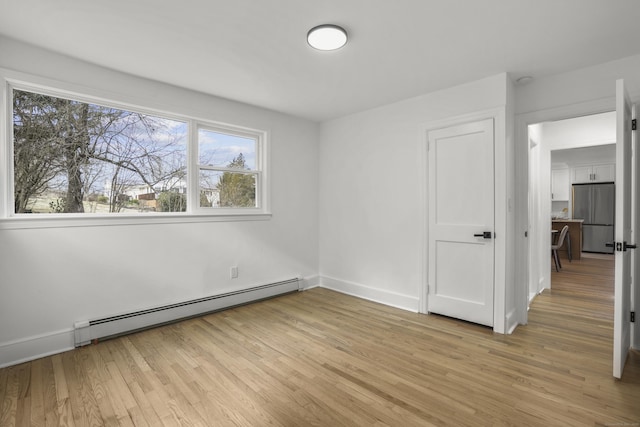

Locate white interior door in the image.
[613,79,635,379]
[428,118,494,327]
[634,102,640,351]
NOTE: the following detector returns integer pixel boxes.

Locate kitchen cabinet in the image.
[551,169,570,201]
[572,163,615,183]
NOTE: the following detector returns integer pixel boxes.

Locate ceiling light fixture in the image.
[515,76,534,85]
[307,24,348,51]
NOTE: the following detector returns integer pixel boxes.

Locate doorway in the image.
[528,111,616,303]
[517,88,640,378]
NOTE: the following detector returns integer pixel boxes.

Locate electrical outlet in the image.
[230,266,238,279]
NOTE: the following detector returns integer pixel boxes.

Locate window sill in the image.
[0,212,272,230]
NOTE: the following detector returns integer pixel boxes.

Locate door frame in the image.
[514,96,636,329]
[420,107,507,334]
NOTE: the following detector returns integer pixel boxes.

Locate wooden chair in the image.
[552,225,570,272]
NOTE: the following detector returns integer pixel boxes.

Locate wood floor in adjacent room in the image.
[1,256,639,426]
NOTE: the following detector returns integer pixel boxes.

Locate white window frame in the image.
[0,70,271,229]
[192,123,269,215]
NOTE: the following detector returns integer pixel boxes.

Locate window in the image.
[12,89,188,214]
[198,128,259,209]
[4,81,269,223]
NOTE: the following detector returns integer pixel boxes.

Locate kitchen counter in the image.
[552,220,583,260]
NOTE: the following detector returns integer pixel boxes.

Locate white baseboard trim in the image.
[319,275,419,313]
[506,308,518,334]
[0,328,74,368]
[298,275,321,290]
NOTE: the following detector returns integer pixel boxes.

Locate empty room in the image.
[1,1,640,425]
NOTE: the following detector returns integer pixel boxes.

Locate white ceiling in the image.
[2,0,640,122]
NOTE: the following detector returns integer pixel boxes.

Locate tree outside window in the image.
[9,85,266,217]
[12,89,187,214]
[198,128,259,209]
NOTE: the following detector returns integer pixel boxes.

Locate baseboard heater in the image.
[74,278,300,347]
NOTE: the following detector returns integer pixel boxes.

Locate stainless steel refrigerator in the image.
[572,182,615,253]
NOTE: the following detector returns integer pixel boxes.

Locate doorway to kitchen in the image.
[518,86,640,378]
[528,111,616,302]
[526,112,619,375]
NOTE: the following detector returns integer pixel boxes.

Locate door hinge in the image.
[632,119,637,131]
[631,311,635,323]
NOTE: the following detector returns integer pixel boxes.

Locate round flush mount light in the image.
[307,24,348,51]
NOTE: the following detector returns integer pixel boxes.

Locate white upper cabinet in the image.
[551,169,570,201]
[572,166,592,183]
[592,163,615,181]
[571,163,615,183]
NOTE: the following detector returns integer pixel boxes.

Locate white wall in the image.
[544,112,616,151]
[505,75,517,331]
[318,73,510,316]
[527,124,547,300]
[551,144,616,167]
[529,125,552,295]
[0,37,320,366]
[516,54,640,115]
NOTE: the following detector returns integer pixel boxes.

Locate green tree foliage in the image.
[157,191,186,212]
[200,192,212,207]
[217,153,256,207]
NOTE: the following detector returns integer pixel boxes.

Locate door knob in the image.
[474,231,492,239]
[605,241,637,251]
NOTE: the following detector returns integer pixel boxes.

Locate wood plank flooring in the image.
[1,256,639,426]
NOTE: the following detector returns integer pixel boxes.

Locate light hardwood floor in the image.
[1,256,639,426]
